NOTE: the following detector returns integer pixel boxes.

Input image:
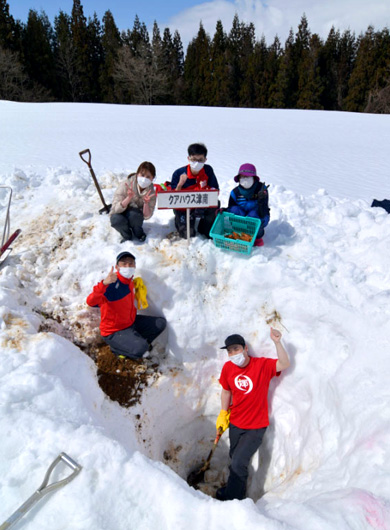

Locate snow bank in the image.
[0,102,390,529]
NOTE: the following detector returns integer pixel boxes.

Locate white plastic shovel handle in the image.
[0,452,82,530]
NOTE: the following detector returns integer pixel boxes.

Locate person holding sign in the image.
[171,143,219,238]
[110,162,157,243]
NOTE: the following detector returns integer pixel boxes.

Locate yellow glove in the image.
[216,409,231,433]
[133,277,148,309]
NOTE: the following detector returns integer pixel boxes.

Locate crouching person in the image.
[171,143,219,238]
[86,251,166,360]
[215,328,290,501]
[227,163,270,246]
[110,162,157,243]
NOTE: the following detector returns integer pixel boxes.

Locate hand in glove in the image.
[216,409,231,433]
[133,277,148,309]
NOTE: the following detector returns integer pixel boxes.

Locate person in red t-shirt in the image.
[215,328,290,501]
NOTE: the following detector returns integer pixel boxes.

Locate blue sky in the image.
[9,0,201,29]
[8,0,390,47]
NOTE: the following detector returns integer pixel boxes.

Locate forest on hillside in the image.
[1,0,389,112]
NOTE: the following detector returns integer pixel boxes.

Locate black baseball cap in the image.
[220,334,246,349]
[116,252,136,264]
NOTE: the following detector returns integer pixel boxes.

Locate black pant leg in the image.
[197,206,218,238]
[133,315,167,345]
[127,207,145,239]
[110,213,133,240]
[225,424,267,500]
[174,210,195,237]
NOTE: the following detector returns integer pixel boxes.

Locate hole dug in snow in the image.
[127,365,272,500]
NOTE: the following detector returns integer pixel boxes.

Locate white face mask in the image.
[189,161,205,172]
[229,352,246,367]
[138,175,152,189]
[119,267,135,279]
[240,177,254,189]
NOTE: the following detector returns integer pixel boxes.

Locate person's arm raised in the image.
[270,328,290,372]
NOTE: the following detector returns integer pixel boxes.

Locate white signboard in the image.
[157,190,219,209]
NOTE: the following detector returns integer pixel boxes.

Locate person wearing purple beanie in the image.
[227,163,270,246]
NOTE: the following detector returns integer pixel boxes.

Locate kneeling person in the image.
[216,328,290,501]
[86,251,166,359]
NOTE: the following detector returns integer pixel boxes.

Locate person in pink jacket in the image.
[110,162,157,242]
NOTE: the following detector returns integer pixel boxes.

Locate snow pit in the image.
[1,102,390,529]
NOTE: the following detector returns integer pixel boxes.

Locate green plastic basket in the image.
[210,212,261,255]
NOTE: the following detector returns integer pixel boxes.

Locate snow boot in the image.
[216,487,227,501]
[254,238,264,247]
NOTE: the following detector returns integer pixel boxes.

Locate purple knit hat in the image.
[234,163,260,183]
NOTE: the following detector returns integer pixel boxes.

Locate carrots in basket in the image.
[225,231,252,242]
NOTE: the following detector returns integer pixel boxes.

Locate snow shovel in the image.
[79,148,111,214]
[0,229,22,266]
[187,428,223,488]
[0,186,21,266]
[0,452,82,530]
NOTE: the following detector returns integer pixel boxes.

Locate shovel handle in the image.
[214,427,223,445]
[79,149,91,167]
[0,229,21,256]
[37,452,82,494]
[0,453,81,530]
[199,428,224,473]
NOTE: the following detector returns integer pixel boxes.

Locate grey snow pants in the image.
[102,315,166,359]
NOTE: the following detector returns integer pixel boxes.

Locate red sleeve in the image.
[219,363,231,391]
[86,281,107,307]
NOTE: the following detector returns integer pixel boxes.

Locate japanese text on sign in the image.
[157,190,219,209]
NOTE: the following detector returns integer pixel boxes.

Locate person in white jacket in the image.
[110,161,157,242]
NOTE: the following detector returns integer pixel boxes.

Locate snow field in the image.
[0,102,390,529]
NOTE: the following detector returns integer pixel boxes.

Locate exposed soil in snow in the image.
[95,345,160,408]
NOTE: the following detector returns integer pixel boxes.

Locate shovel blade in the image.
[0,248,12,266]
[187,467,206,488]
[186,457,211,488]
[99,204,112,215]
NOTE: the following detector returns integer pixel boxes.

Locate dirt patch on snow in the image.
[92,344,161,408]
[36,309,161,408]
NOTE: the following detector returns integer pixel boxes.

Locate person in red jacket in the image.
[86,251,166,359]
[215,328,290,501]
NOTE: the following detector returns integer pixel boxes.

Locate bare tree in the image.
[0,46,29,99]
[113,42,169,104]
[0,45,50,101]
[56,39,82,101]
[365,80,390,114]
